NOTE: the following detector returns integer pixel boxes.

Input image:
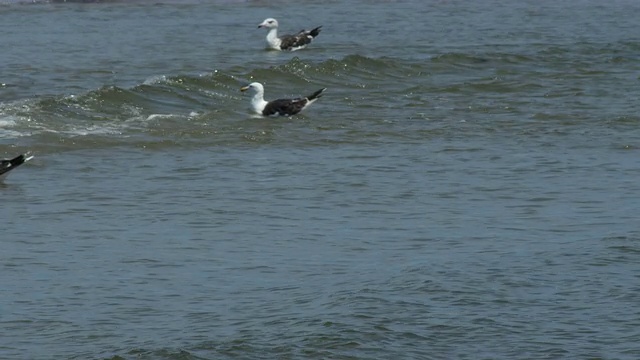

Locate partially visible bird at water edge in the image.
[0,153,33,181]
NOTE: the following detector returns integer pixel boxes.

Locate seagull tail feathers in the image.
[307,88,327,101]
[309,26,322,38]
[0,152,34,180]
[9,153,33,167]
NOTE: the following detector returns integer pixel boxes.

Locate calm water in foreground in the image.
[1,0,639,359]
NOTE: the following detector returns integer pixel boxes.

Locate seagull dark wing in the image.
[278,26,322,50]
[262,98,309,116]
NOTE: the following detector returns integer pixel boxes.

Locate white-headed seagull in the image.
[258,18,322,51]
[240,82,326,116]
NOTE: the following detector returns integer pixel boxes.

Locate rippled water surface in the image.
[2,0,640,359]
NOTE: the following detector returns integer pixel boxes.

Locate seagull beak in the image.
[240,85,250,92]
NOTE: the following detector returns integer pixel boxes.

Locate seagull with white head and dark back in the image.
[240,82,326,117]
[0,153,33,181]
[258,18,322,51]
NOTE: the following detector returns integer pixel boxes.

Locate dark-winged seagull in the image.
[258,18,322,51]
[0,153,33,181]
[240,82,326,116]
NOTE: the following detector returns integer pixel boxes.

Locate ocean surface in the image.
[2,0,640,359]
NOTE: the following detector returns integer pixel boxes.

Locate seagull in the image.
[0,153,34,181]
[240,82,326,116]
[258,18,322,51]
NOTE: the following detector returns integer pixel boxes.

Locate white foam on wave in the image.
[143,75,168,86]
[64,125,123,137]
[0,116,17,128]
[0,115,31,139]
[145,113,181,122]
[0,129,25,139]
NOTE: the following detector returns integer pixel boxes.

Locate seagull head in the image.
[240,82,265,94]
[258,18,278,29]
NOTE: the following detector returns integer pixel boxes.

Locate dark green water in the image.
[1,0,639,359]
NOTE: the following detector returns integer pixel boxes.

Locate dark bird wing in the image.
[279,26,322,50]
[262,98,309,116]
[262,88,326,116]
